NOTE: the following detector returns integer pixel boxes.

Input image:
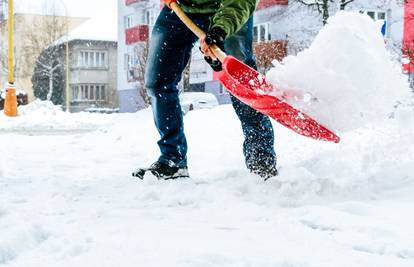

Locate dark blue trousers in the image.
[145,7,276,169]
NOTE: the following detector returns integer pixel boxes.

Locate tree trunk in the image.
[340,1,346,10]
[47,70,53,101]
[340,0,354,10]
[322,0,329,25]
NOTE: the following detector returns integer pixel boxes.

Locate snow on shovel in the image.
[165,0,340,143]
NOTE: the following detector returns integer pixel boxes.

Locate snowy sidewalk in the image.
[1,105,414,267]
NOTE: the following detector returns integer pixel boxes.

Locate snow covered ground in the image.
[1,11,414,267]
[1,102,414,267]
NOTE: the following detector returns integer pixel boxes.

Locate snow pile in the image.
[17,99,65,116]
[0,100,114,134]
[267,11,412,132]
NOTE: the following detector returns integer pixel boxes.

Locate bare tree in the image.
[0,43,7,78]
[0,0,10,84]
[131,41,151,106]
[131,39,192,106]
[32,44,65,103]
[25,2,67,102]
[339,0,354,10]
[182,60,191,93]
[295,0,355,25]
[0,0,6,22]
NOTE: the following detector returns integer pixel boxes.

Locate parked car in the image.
[179,92,219,114]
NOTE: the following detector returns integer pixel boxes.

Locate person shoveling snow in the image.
[133,5,411,181]
[133,0,278,180]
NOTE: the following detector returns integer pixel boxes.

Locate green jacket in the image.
[177,0,258,37]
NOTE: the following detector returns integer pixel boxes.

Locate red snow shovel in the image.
[165,0,340,143]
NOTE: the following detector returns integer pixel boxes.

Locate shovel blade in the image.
[217,56,340,143]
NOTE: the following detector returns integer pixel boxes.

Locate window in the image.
[360,10,388,36]
[126,53,135,81]
[124,15,133,29]
[377,12,386,20]
[126,53,134,69]
[72,84,107,101]
[253,23,270,43]
[77,51,108,68]
[361,10,386,21]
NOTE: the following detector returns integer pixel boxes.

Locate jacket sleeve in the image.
[211,0,258,37]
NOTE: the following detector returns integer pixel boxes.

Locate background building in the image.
[117,0,414,113]
[0,6,87,100]
[117,0,161,112]
[65,13,118,112]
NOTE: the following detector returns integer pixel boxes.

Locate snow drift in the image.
[0,100,114,134]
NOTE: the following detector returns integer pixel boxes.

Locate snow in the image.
[0,100,114,135]
[1,11,414,267]
[267,12,412,132]
[1,99,414,266]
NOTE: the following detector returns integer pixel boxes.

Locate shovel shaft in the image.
[165,0,227,62]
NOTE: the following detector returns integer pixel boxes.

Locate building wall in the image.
[118,88,147,113]
[0,13,87,100]
[117,0,161,113]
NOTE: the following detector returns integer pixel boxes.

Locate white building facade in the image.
[254,0,406,55]
[117,0,162,112]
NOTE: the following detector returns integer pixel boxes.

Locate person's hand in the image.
[200,27,226,58]
[200,38,216,59]
[200,27,226,71]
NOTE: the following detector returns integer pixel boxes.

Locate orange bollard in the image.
[4,85,18,117]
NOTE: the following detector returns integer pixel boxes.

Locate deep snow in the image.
[1,11,414,267]
[1,102,414,267]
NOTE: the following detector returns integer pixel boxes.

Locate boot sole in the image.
[132,168,190,180]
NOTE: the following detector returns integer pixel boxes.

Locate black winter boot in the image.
[249,162,278,181]
[132,161,189,180]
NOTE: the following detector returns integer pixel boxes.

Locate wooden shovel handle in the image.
[165,0,227,63]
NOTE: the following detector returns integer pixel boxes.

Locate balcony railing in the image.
[125,25,149,45]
